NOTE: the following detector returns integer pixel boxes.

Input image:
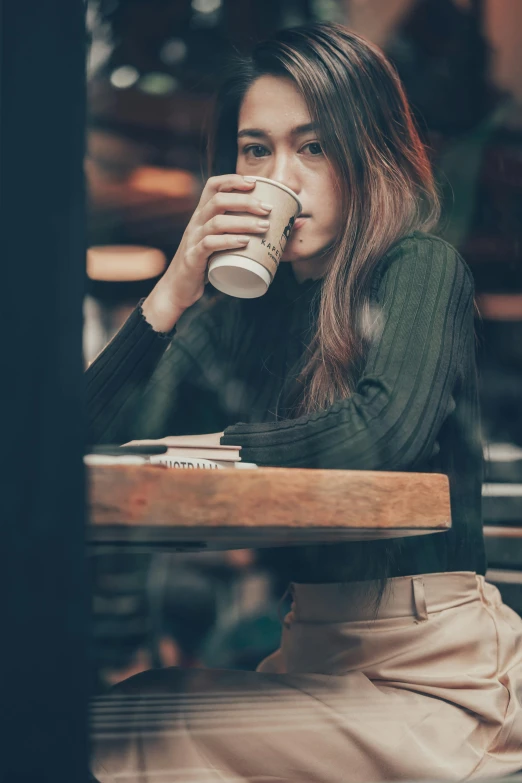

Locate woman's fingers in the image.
[202,174,257,200]
[195,234,251,257]
[198,191,273,224]
[203,213,270,237]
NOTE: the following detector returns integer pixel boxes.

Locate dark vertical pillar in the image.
[0,1,88,781]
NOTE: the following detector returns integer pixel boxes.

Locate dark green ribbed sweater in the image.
[86,232,485,580]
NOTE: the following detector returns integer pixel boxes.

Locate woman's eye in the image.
[304,142,323,156]
[243,145,269,158]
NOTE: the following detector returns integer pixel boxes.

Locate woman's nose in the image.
[265,158,301,197]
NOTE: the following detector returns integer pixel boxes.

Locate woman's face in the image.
[236,75,342,277]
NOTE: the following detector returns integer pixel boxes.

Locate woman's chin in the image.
[281,244,313,264]
[282,235,336,265]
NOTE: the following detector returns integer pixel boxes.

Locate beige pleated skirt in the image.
[91,572,522,782]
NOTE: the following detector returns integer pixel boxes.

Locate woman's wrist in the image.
[141,284,187,334]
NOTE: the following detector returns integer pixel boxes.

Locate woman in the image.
[90,23,522,783]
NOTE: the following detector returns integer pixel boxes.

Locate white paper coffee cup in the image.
[208,177,302,298]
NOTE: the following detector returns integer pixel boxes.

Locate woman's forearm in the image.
[86,303,174,444]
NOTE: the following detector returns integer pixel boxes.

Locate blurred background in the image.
[85,0,522,690]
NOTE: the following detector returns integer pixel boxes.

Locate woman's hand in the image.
[142,174,273,332]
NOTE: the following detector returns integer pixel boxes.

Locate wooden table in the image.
[88,465,451,552]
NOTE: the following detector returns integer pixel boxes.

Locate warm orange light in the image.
[128,166,197,198]
[87,245,167,282]
[477,294,522,321]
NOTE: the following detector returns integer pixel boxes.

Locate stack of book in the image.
[85,436,257,470]
[147,436,256,470]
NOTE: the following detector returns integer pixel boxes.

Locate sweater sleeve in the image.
[221,236,475,469]
[86,298,220,445]
[86,303,176,444]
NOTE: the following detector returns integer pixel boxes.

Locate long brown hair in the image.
[207,22,440,414]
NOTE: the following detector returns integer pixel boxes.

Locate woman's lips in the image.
[293,215,310,230]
